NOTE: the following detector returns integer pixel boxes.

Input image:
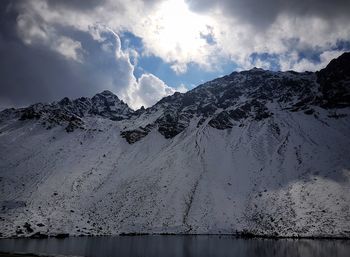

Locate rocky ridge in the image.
[3,53,349,140]
[120,53,349,143]
[2,90,133,132]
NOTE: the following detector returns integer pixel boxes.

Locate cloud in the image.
[1,0,349,110]
[16,5,83,62]
[125,74,188,109]
[0,5,182,111]
[279,50,345,72]
[184,0,350,70]
[126,73,174,108]
[13,0,349,73]
[74,24,187,109]
[186,0,350,28]
[171,62,188,75]
[10,0,221,74]
[95,26,180,109]
[176,84,188,93]
[46,0,107,11]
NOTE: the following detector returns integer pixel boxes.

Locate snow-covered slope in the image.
[0,53,349,238]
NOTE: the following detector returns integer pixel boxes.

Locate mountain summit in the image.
[2,90,134,132]
[0,53,349,238]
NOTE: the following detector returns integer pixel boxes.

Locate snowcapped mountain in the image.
[0,53,349,238]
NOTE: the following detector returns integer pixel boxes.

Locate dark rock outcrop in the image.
[317,52,350,108]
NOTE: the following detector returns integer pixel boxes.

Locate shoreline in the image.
[0,253,47,257]
[1,233,349,240]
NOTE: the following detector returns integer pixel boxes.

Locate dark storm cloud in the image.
[46,0,107,10]
[0,1,131,109]
[186,0,350,28]
[0,0,180,110]
[1,0,349,109]
[45,0,161,13]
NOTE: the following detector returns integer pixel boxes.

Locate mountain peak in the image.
[58,97,72,106]
[321,52,350,73]
[90,90,133,120]
[251,67,264,71]
[100,90,116,96]
[94,90,119,100]
[317,52,350,108]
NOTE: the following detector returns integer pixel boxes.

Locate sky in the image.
[0,0,350,110]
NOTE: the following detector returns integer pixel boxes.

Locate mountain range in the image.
[0,53,349,238]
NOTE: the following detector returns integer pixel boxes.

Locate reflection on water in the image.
[0,236,349,257]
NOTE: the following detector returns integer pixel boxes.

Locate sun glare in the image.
[149,0,213,62]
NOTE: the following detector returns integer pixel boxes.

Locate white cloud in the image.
[121,72,188,110]
[87,26,181,109]
[171,62,188,75]
[209,13,350,71]
[16,10,83,62]
[175,84,188,93]
[279,50,344,72]
[14,0,223,73]
[13,0,350,72]
[135,0,219,73]
[130,73,175,108]
[9,0,350,111]
[55,37,83,62]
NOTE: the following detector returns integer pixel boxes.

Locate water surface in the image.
[0,236,349,257]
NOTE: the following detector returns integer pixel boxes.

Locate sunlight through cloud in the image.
[142,0,216,73]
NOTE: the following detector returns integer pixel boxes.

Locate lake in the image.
[0,236,349,257]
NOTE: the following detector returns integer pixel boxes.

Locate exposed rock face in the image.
[90,90,133,120]
[120,124,154,144]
